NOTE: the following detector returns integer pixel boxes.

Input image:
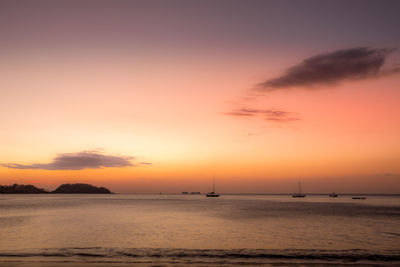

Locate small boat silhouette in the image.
[292,181,306,197]
[206,177,219,197]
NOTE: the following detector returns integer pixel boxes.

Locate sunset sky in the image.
[1,0,399,193]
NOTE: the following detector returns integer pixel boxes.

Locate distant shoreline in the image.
[0,184,398,196]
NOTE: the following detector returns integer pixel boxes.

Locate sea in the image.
[0,194,399,266]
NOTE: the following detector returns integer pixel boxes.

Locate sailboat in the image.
[329,192,338,197]
[206,177,219,197]
[292,181,306,197]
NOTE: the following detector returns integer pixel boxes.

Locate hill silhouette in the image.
[0,183,112,194]
[0,184,48,194]
[52,183,112,194]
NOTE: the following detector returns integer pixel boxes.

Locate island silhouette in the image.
[0,183,112,194]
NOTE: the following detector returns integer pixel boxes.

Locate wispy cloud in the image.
[138,162,152,165]
[2,150,149,170]
[223,108,300,122]
[256,47,399,91]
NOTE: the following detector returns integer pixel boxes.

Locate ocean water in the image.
[0,194,399,266]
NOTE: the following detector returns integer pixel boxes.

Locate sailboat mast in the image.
[213,176,215,192]
[299,181,302,194]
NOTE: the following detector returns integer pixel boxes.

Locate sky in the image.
[1,0,399,193]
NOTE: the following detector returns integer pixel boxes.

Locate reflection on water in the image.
[0,194,399,265]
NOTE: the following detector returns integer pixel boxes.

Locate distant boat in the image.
[352,197,366,200]
[206,177,219,197]
[181,192,189,195]
[292,181,306,197]
[329,192,338,197]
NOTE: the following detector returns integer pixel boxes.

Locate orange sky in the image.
[0,0,399,193]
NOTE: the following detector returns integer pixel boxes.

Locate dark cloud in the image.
[224,108,300,122]
[257,47,399,91]
[2,150,149,170]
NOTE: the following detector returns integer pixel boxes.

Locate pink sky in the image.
[0,0,399,193]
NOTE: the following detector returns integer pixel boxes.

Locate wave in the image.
[1,248,400,264]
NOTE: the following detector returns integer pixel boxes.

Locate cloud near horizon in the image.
[2,150,150,170]
[224,108,300,122]
[256,47,399,91]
